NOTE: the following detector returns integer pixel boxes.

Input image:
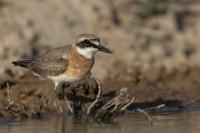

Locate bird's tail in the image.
[12,59,33,68]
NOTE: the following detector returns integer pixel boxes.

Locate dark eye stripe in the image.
[77,39,99,49]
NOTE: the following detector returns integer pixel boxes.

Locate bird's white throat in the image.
[76,47,97,59]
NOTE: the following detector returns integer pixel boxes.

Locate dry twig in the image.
[94,88,135,121]
[6,82,13,105]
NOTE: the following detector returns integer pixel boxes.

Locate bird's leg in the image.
[64,95,74,114]
[62,83,74,114]
[54,83,63,113]
[87,79,102,115]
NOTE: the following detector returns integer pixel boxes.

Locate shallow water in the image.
[0,112,200,133]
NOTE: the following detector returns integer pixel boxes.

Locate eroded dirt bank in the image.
[0,68,200,120]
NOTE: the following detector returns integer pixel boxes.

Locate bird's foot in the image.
[87,79,102,115]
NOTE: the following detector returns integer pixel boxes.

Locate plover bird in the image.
[12,34,112,113]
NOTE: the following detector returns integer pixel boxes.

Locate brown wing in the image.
[28,45,71,77]
[13,45,71,77]
[29,58,68,77]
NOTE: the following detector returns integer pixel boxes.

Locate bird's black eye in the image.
[84,39,90,44]
[77,39,91,48]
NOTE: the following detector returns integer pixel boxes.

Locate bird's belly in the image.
[47,74,80,83]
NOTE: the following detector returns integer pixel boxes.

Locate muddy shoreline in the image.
[0,69,200,121]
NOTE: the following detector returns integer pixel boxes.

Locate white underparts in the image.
[47,74,79,89]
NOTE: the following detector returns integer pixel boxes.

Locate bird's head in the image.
[75,34,112,59]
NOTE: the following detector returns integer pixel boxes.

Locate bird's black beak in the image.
[97,44,112,53]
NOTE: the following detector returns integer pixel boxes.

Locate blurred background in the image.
[1,0,200,101]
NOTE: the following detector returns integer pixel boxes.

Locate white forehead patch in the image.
[76,47,97,59]
[93,41,100,46]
